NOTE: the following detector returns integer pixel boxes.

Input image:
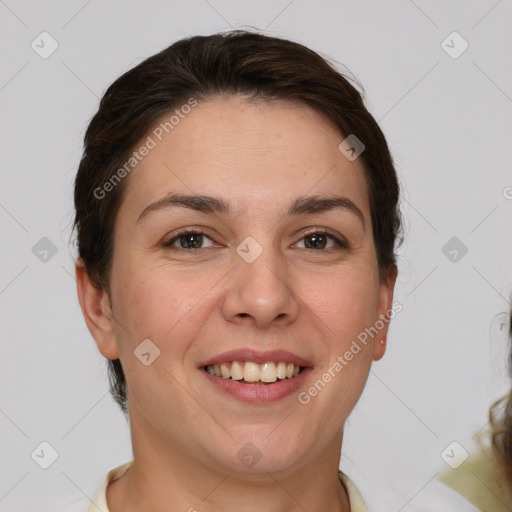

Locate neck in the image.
[107,419,351,512]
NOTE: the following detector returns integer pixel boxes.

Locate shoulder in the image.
[339,471,370,512]
[438,449,511,512]
[410,478,482,511]
[58,461,133,512]
[89,461,133,512]
[339,470,481,512]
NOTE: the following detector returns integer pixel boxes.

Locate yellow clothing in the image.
[87,461,369,512]
[439,448,512,511]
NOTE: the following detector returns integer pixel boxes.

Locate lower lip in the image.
[200,367,313,404]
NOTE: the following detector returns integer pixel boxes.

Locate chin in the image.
[206,431,308,476]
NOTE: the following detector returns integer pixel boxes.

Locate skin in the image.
[76,95,397,512]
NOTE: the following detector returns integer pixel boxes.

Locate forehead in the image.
[119,95,370,221]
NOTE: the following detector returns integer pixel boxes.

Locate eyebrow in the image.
[136,193,366,229]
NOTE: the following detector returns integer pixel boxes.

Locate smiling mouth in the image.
[203,361,305,384]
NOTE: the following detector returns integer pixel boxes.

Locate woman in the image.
[491,310,512,492]
[438,309,512,509]
[73,30,402,511]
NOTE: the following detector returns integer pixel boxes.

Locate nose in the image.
[221,243,300,329]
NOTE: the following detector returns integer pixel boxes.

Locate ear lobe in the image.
[372,264,398,361]
[373,339,386,361]
[75,258,119,360]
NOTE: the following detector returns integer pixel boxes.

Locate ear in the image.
[372,264,398,361]
[75,258,119,360]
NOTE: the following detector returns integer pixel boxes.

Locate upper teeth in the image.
[205,361,302,382]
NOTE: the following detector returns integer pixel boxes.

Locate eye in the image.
[161,228,348,251]
[162,229,216,250]
[295,230,348,250]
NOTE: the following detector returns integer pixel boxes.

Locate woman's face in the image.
[87,95,396,473]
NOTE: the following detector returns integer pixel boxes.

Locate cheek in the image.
[111,262,219,353]
[304,267,380,341]
[110,266,215,417]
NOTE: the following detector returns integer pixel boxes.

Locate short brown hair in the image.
[73,30,402,413]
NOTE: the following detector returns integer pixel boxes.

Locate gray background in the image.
[1,0,511,510]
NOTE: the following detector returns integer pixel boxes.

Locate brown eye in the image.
[162,230,215,250]
[304,233,328,249]
[296,231,348,250]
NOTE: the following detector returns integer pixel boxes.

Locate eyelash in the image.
[162,228,349,251]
